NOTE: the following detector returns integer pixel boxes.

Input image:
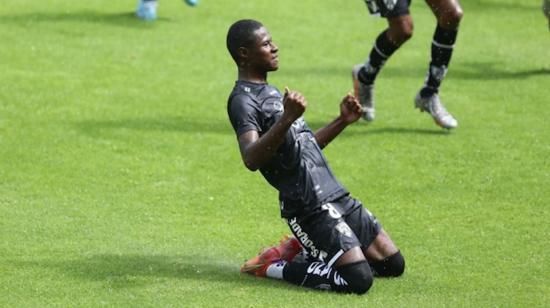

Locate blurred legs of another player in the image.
[136,0,158,21]
[353,0,462,130]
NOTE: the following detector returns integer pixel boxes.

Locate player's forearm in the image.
[242,116,294,171]
[314,115,348,149]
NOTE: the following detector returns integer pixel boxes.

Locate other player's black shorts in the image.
[379,0,411,18]
[286,195,381,268]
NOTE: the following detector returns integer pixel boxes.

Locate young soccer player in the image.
[353,0,464,129]
[226,19,405,294]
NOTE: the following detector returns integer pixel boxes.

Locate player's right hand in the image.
[282,87,307,121]
[339,93,362,124]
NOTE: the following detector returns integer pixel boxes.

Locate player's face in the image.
[248,27,279,71]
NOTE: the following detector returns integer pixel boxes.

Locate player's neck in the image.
[238,68,268,84]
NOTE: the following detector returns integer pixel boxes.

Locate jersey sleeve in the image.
[228,94,262,137]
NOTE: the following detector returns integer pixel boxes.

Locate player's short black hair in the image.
[226,19,264,64]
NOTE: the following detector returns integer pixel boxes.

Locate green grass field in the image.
[1,0,549,306]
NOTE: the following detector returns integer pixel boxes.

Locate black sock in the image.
[283,260,373,294]
[359,30,400,85]
[283,261,349,292]
[421,25,458,97]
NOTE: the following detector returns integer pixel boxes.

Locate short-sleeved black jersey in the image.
[227,80,348,218]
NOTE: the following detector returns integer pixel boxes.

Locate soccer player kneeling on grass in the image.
[226,19,405,294]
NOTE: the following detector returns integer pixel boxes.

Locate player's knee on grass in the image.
[370,251,405,277]
[337,260,373,295]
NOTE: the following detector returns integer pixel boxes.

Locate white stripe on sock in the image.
[432,40,454,49]
[373,43,389,58]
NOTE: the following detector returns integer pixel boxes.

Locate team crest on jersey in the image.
[292,117,305,129]
[264,98,283,113]
[273,100,283,112]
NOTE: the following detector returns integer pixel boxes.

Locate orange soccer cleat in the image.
[240,236,303,277]
[276,235,302,262]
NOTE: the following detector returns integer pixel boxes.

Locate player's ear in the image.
[238,47,249,61]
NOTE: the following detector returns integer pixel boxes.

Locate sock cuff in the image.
[433,25,458,46]
[266,260,287,279]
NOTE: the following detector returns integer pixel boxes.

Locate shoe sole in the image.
[240,254,266,276]
[240,247,281,276]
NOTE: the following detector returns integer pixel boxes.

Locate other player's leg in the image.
[353,0,413,122]
[415,0,463,129]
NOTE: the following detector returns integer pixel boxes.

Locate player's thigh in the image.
[387,14,414,44]
[337,197,384,251]
[362,229,400,261]
[336,197,400,261]
[287,204,363,268]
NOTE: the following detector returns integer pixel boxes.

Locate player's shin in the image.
[421,25,458,97]
[359,30,399,85]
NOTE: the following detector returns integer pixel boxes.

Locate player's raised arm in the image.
[238,87,307,171]
[314,94,362,149]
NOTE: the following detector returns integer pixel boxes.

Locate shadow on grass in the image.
[282,63,550,81]
[13,254,291,290]
[306,121,450,136]
[363,126,450,136]
[75,117,233,137]
[0,11,171,28]
[450,63,550,81]
[75,117,450,139]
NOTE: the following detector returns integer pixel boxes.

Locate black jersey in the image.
[227,80,348,218]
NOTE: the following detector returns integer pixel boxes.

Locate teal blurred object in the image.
[136,0,157,20]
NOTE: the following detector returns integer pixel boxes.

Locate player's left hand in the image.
[339,93,362,124]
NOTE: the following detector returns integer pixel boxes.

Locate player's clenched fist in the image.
[340,93,362,124]
[282,87,307,121]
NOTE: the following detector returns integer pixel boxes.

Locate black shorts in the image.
[286,195,381,268]
[380,0,411,18]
